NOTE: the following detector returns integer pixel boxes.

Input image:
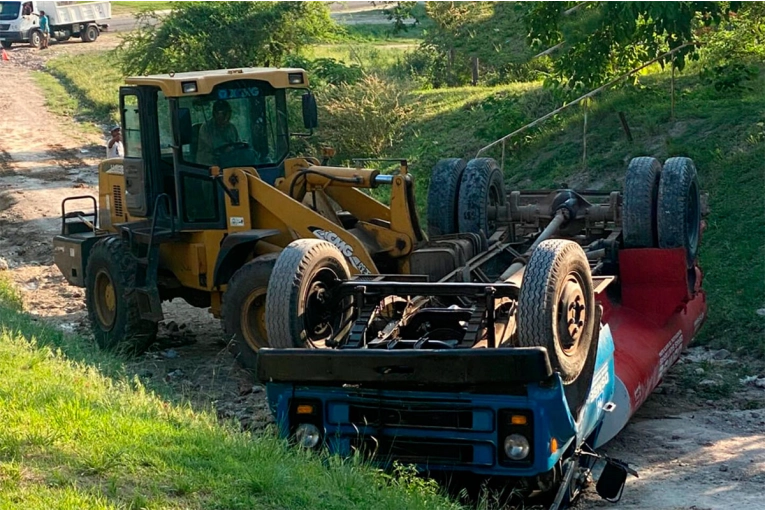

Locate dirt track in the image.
[0,39,764,510]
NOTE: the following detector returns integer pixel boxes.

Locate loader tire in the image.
[221,253,279,371]
[657,157,701,266]
[427,158,467,237]
[622,156,662,248]
[85,236,157,354]
[517,239,595,384]
[266,239,351,349]
[457,158,506,238]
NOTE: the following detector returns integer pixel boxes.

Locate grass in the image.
[0,276,460,510]
[111,1,173,16]
[36,51,765,359]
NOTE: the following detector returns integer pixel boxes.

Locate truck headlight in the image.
[295,423,321,449]
[503,434,530,460]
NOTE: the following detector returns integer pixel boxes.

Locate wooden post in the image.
[471,57,479,86]
[618,112,633,142]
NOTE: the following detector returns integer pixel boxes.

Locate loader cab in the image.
[118,67,316,232]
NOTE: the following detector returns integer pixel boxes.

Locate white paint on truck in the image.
[0,1,111,47]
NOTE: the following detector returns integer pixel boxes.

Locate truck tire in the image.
[265,239,351,349]
[517,239,595,384]
[29,30,41,49]
[85,236,158,354]
[657,157,701,266]
[622,156,661,248]
[427,158,466,237]
[81,24,99,42]
[457,158,506,238]
[1,40,11,49]
[221,253,278,370]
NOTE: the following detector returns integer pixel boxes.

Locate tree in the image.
[525,1,740,91]
[117,2,337,75]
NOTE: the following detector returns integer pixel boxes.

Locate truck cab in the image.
[0,1,110,48]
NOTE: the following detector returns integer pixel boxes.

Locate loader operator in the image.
[196,100,240,166]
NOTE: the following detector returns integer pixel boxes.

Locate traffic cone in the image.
[1,49,9,61]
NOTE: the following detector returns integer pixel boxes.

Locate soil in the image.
[1,37,764,510]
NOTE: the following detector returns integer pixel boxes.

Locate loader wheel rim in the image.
[94,269,117,330]
[303,267,340,348]
[558,276,587,355]
[241,288,268,350]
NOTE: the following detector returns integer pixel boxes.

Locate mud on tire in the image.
[265,239,351,349]
[427,158,467,237]
[221,253,279,371]
[517,239,595,384]
[85,236,157,354]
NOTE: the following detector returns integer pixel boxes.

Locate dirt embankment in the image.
[1,38,764,510]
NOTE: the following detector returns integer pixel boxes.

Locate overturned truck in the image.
[257,155,705,508]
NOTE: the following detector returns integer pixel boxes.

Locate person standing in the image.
[106,126,123,158]
[38,10,50,50]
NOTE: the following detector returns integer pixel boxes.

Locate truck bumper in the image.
[0,31,25,43]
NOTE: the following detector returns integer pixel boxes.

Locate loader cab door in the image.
[119,86,166,220]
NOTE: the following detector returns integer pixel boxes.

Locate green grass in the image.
[0,277,460,510]
[111,1,173,16]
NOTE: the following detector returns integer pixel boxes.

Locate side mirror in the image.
[302,92,318,130]
[177,107,193,146]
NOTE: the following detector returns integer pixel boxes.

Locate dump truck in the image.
[0,1,110,48]
[257,155,706,508]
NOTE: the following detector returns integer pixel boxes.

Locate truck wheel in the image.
[657,157,701,266]
[29,30,41,49]
[221,253,278,370]
[457,158,506,237]
[81,24,99,42]
[266,239,351,349]
[622,156,661,248]
[85,236,158,354]
[427,158,466,237]
[1,41,12,49]
[517,239,595,384]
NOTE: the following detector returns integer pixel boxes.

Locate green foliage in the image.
[700,62,759,92]
[0,276,22,311]
[526,1,738,91]
[117,1,337,75]
[315,75,414,160]
[284,55,363,88]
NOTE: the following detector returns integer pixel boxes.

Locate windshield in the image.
[179,79,289,169]
[0,2,20,20]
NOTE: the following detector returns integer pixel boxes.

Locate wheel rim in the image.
[557,275,587,355]
[31,32,40,47]
[94,269,117,330]
[302,267,342,348]
[241,288,268,350]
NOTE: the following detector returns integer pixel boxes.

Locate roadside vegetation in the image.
[0,277,459,510]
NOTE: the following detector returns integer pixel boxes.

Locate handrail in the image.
[475,41,700,163]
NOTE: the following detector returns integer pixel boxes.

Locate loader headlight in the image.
[295,423,321,449]
[503,434,530,460]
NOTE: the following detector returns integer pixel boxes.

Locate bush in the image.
[315,74,413,160]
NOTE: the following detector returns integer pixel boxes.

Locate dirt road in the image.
[1,41,764,510]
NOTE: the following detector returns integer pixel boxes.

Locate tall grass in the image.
[0,276,461,509]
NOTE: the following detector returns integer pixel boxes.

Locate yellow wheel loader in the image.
[53,67,487,370]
